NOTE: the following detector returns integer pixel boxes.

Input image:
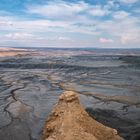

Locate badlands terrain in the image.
[0,47,140,140]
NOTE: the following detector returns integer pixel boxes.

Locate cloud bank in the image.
[0,0,139,48]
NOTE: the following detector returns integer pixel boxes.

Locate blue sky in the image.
[0,0,140,48]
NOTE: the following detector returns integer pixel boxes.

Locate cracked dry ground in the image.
[0,70,64,140]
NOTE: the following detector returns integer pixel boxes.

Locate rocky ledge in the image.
[42,91,124,140]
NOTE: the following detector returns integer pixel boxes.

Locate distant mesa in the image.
[0,47,29,57]
[42,91,123,140]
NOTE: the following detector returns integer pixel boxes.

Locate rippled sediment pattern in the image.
[0,49,140,140]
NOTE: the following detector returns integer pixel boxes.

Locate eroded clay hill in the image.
[42,91,124,140]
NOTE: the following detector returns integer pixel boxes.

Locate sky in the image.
[0,0,140,48]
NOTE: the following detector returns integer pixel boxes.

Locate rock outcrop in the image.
[42,91,124,140]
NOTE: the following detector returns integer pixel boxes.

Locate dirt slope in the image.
[42,91,124,140]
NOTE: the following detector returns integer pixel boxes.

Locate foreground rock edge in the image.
[42,91,124,140]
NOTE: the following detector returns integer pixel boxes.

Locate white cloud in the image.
[58,36,73,41]
[0,16,14,26]
[0,14,100,36]
[121,32,140,44]
[4,33,35,40]
[99,38,113,43]
[113,11,129,19]
[0,0,140,48]
[118,0,138,4]
[88,5,110,16]
[1,11,139,47]
[27,1,88,20]
[133,9,140,14]
[27,1,111,19]
[96,12,140,45]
